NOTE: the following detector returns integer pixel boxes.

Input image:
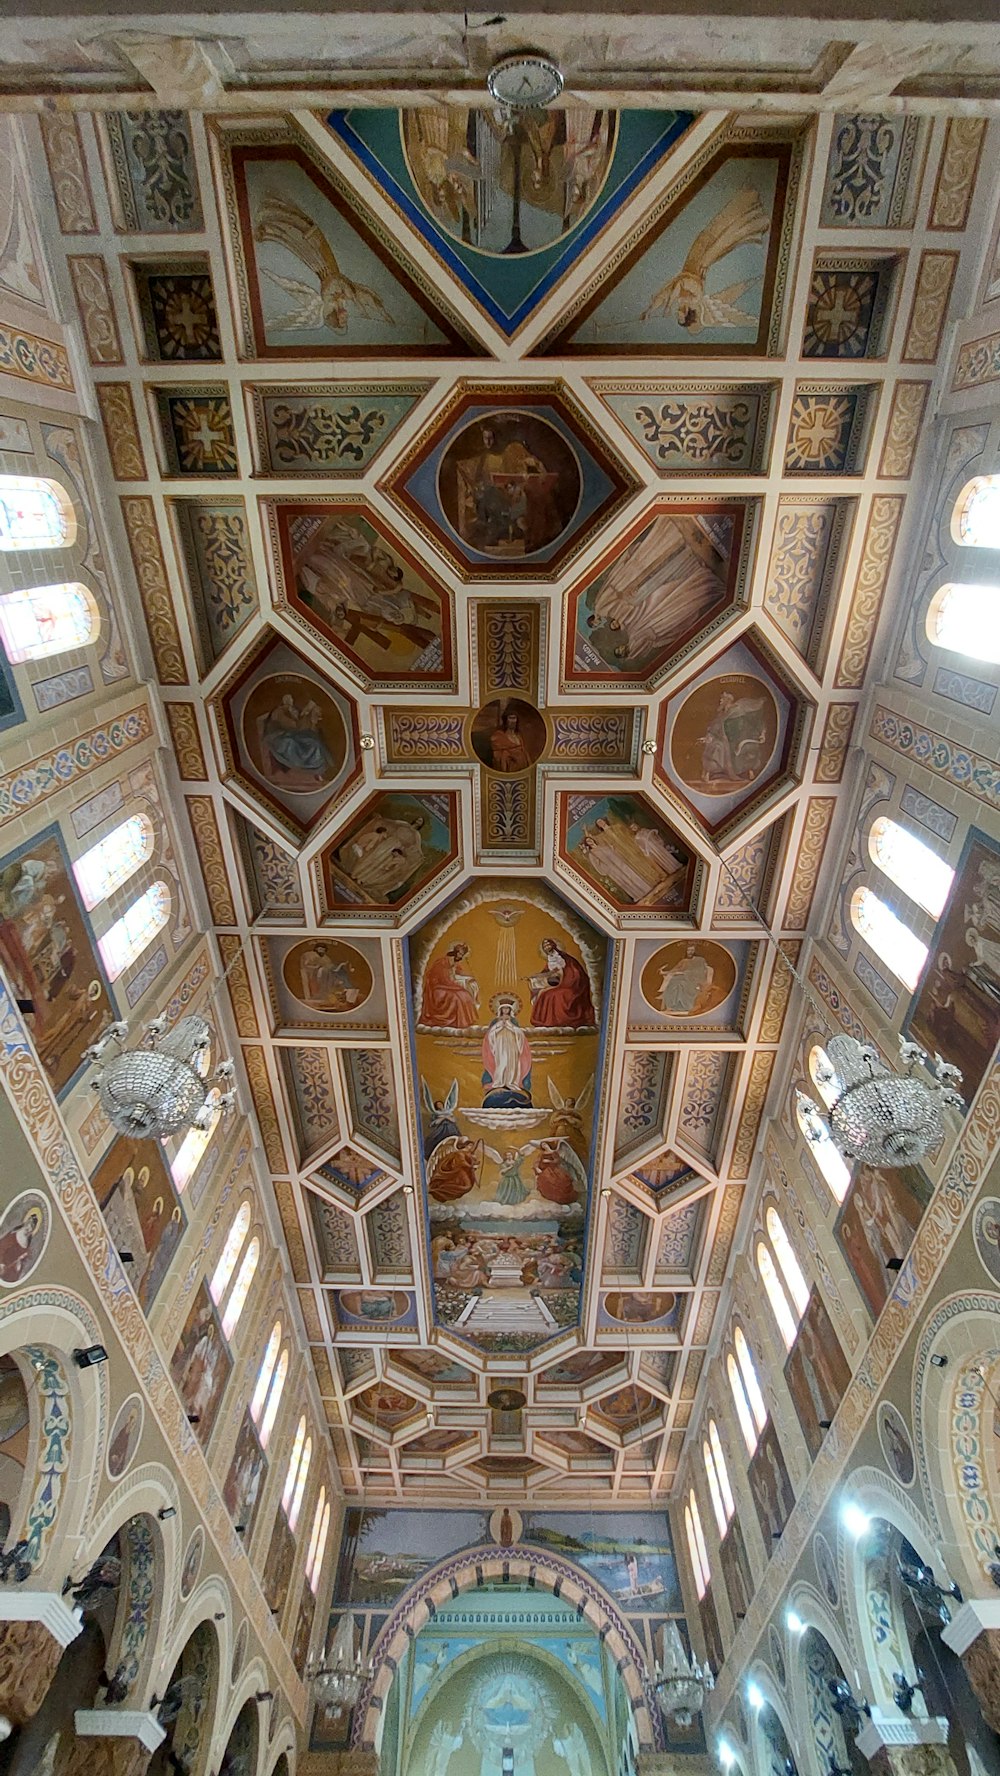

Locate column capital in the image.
[941,1598,1000,1655]
[856,1709,949,1756]
[0,1590,81,1645]
[74,1709,166,1751]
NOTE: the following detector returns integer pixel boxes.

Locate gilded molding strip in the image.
[67,254,124,366]
[814,701,857,784]
[120,496,186,685]
[242,1045,289,1174]
[96,382,146,480]
[0,699,152,828]
[877,380,929,479]
[165,702,207,781]
[217,935,259,1038]
[705,1185,743,1287]
[0,973,306,1717]
[185,795,238,925]
[758,941,800,1044]
[902,249,958,364]
[784,797,836,930]
[834,495,903,689]
[0,322,73,393]
[870,704,1000,812]
[729,1051,775,1181]
[929,117,986,231]
[952,329,1000,393]
[38,112,98,234]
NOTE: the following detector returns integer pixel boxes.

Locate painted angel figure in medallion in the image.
[254,192,394,331]
[643,185,770,330]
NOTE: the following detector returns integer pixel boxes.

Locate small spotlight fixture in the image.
[841,1501,871,1539]
[885,1256,903,1272]
[117,1250,134,1264]
[158,1506,177,1522]
[255,1690,274,1704]
[930,1353,949,1368]
[214,1612,225,1622]
[186,1413,200,1425]
[73,1345,108,1368]
[786,1609,805,1635]
[747,1680,764,1711]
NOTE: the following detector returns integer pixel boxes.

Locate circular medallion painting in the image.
[640,939,737,1018]
[232,1619,248,1685]
[470,698,546,774]
[180,1526,204,1599]
[878,1402,915,1488]
[974,1197,1000,1286]
[282,939,373,1015]
[670,673,780,798]
[489,1505,523,1545]
[241,672,347,796]
[0,1191,50,1287]
[437,412,582,559]
[487,1386,527,1411]
[768,1624,786,1689]
[603,1290,676,1325]
[106,1394,144,1481]
[813,1532,839,1610]
[401,108,617,256]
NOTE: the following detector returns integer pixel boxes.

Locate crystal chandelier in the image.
[803,1032,964,1167]
[307,1610,372,1717]
[650,1621,714,1727]
[84,1014,237,1140]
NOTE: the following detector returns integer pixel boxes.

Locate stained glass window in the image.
[728,1352,757,1457]
[251,1321,281,1425]
[851,886,928,991]
[289,1436,312,1533]
[209,1202,251,1305]
[703,1425,734,1537]
[283,1417,306,1514]
[766,1207,809,1317]
[796,1092,851,1202]
[808,1044,840,1110]
[0,477,76,552]
[708,1420,734,1522]
[735,1327,767,1431]
[868,817,954,918]
[310,1498,331,1593]
[926,583,1000,665]
[0,582,98,662]
[98,881,171,981]
[952,475,1000,549]
[685,1495,710,1599]
[170,1090,221,1194]
[259,1350,288,1450]
[220,1237,259,1340]
[306,1487,327,1591]
[73,814,153,910]
[757,1243,797,1349]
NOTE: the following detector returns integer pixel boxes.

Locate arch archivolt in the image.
[914,1291,1000,1596]
[746,1666,795,1776]
[783,1590,857,1776]
[836,1466,940,1708]
[162,1575,232,1685]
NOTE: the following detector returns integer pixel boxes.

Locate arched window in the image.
[209,1201,251,1305]
[73,815,153,910]
[925,583,1000,665]
[734,1327,767,1435]
[868,817,954,919]
[170,1090,221,1194]
[220,1236,259,1340]
[952,474,1000,549]
[757,1242,797,1350]
[306,1487,327,1591]
[98,880,171,981]
[728,1352,757,1455]
[796,1092,851,1202]
[685,1494,710,1599]
[850,887,927,991]
[310,1498,331,1593]
[808,1043,840,1110]
[289,1436,312,1533]
[283,1416,307,1514]
[259,1350,288,1450]
[766,1207,809,1317]
[0,582,99,663]
[703,1419,734,1535]
[250,1320,281,1424]
[0,476,76,552]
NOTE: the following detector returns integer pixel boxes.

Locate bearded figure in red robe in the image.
[529,938,595,1028]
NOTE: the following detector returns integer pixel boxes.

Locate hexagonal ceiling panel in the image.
[556,790,701,924]
[318,789,461,924]
[381,381,639,580]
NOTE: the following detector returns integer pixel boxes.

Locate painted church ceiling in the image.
[39,95,987,1505]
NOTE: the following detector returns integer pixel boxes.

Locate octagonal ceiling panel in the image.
[318,789,461,924]
[556,791,701,924]
[381,381,639,580]
[265,497,456,691]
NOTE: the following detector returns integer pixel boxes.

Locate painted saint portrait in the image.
[568,507,744,682]
[327,791,454,909]
[180,1527,203,1598]
[907,828,1000,1099]
[603,1291,677,1325]
[834,1162,930,1322]
[336,1290,413,1325]
[276,505,453,683]
[719,1520,754,1622]
[563,794,694,911]
[92,1133,187,1312]
[241,671,347,795]
[281,938,373,1014]
[170,1285,232,1448]
[223,1410,267,1538]
[0,829,113,1098]
[813,1533,839,1609]
[470,698,546,774]
[640,940,737,1018]
[438,412,582,559]
[670,672,779,797]
[748,1422,796,1546]
[107,1395,144,1480]
[877,1402,915,1487]
[0,1191,50,1286]
[263,1513,296,1614]
[784,1291,852,1460]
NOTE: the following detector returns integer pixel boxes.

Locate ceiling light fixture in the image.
[84,1013,237,1141]
[486,51,564,110]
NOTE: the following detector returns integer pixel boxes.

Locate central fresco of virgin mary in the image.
[409,880,607,1353]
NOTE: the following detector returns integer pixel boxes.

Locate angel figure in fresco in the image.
[546,1076,593,1158]
[420,1077,461,1158]
[336,811,425,899]
[427,1136,481,1204]
[254,192,393,331]
[532,1137,587,1206]
[698,691,769,785]
[642,185,770,331]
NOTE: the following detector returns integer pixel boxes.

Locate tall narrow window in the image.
[310,1498,331,1593]
[809,1044,840,1110]
[170,1092,221,1194]
[0,477,76,552]
[796,1093,852,1202]
[685,1494,710,1599]
[703,1422,734,1537]
[306,1487,327,1591]
[259,1350,288,1451]
[925,583,1000,666]
[868,818,954,919]
[283,1417,307,1513]
[708,1420,734,1523]
[735,1328,767,1433]
[703,1437,727,1536]
[757,1242,797,1350]
[209,1201,251,1305]
[250,1321,281,1424]
[220,1237,259,1340]
[98,881,171,981]
[851,887,927,991]
[0,582,98,663]
[766,1208,809,1317]
[952,475,1000,549]
[289,1437,312,1533]
[73,815,153,910]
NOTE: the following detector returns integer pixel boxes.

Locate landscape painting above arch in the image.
[409,879,607,1353]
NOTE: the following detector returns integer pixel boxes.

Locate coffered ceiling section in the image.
[42,100,988,1504]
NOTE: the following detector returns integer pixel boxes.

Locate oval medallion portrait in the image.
[180,1526,204,1599]
[241,672,347,796]
[338,1289,411,1324]
[640,939,738,1018]
[437,411,582,559]
[603,1290,676,1325]
[107,1394,144,1481]
[282,938,373,1016]
[0,1191,50,1288]
[670,672,779,797]
[878,1402,915,1488]
[813,1532,839,1610]
[974,1197,1000,1286]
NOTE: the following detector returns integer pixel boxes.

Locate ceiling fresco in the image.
[39,95,987,1505]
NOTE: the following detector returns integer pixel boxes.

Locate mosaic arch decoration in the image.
[327,106,692,336]
[409,877,606,1354]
